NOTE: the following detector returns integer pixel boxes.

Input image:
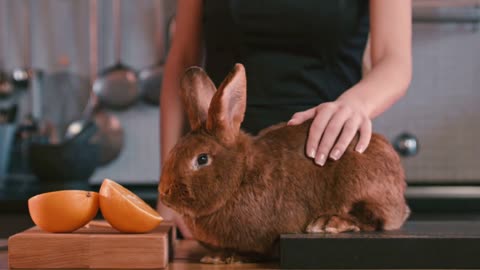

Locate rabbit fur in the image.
[159,64,409,263]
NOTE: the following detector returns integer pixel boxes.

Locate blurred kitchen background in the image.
[1,0,480,236]
[0,0,175,186]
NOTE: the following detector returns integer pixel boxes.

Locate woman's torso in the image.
[203,0,369,135]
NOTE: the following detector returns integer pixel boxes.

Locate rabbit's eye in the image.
[191,153,211,170]
[197,153,209,166]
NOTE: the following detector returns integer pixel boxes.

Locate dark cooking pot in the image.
[28,121,99,182]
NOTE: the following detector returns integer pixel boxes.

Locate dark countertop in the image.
[281,220,480,269]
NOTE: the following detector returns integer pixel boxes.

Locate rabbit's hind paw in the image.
[200,253,250,264]
[306,215,360,234]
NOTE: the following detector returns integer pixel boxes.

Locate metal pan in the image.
[92,0,139,110]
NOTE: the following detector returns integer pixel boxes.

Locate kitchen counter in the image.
[3,234,480,270]
[4,213,480,270]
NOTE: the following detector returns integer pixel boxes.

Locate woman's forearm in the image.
[338,54,412,120]
[160,70,185,164]
[339,0,412,120]
[288,0,411,162]
[159,0,204,165]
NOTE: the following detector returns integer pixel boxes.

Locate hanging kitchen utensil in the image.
[65,0,124,166]
[9,70,46,175]
[0,68,13,98]
[10,0,33,89]
[0,3,13,98]
[66,94,124,166]
[41,59,90,138]
[93,0,139,110]
[138,1,175,106]
[40,1,90,138]
[7,1,46,175]
[16,67,44,141]
[0,50,13,99]
[0,122,16,179]
[0,104,17,124]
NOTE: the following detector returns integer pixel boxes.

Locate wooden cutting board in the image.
[8,221,175,269]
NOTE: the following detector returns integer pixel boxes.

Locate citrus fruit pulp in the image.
[99,178,163,233]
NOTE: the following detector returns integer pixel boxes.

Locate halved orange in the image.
[28,190,99,233]
[99,178,163,233]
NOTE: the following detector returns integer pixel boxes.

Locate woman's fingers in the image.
[305,105,336,161]
[305,104,336,161]
[314,107,352,165]
[288,107,316,125]
[291,101,372,167]
[355,117,372,153]
[330,117,361,160]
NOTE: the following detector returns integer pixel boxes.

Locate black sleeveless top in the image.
[203,0,370,135]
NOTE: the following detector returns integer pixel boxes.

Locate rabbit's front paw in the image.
[306,216,329,233]
[306,215,360,234]
[200,253,249,264]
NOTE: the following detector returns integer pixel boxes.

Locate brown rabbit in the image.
[159,63,409,264]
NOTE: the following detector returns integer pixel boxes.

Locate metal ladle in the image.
[11,1,33,89]
[65,0,124,166]
[0,2,12,98]
[138,1,175,106]
[92,0,139,110]
[0,66,13,98]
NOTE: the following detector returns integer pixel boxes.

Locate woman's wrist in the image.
[336,89,373,119]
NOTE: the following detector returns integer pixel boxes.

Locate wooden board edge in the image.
[7,222,176,269]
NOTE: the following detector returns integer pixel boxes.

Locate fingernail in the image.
[356,145,364,153]
[308,149,316,158]
[315,154,326,166]
[287,120,293,125]
[330,149,341,160]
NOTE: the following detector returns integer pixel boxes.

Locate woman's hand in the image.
[287,96,372,166]
[286,0,411,166]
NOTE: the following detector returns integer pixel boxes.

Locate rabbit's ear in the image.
[207,64,246,145]
[180,67,217,130]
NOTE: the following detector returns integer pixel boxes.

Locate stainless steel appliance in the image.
[376,0,480,200]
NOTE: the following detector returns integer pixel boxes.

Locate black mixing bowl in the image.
[28,122,100,182]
